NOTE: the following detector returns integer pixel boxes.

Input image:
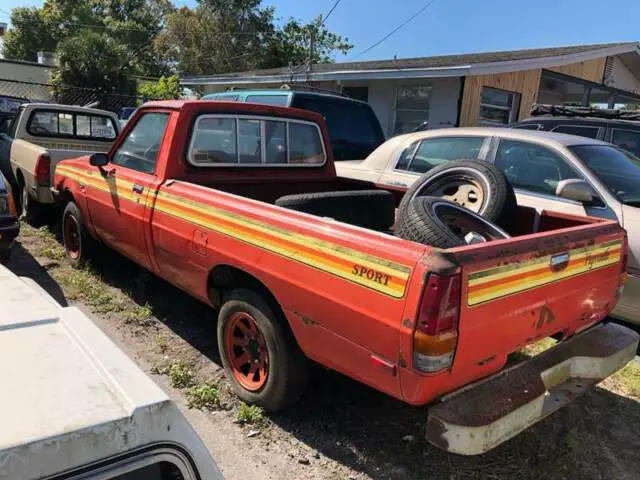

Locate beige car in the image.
[336,127,640,326]
[0,103,118,221]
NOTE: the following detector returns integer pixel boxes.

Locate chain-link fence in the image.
[0,78,150,114]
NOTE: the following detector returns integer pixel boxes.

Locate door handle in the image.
[132,184,144,194]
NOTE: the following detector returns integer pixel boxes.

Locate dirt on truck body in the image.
[52,100,638,455]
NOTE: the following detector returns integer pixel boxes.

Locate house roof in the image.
[182,41,640,86]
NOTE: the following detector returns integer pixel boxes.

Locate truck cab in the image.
[202,88,386,161]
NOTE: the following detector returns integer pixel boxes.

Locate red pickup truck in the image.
[53,101,638,455]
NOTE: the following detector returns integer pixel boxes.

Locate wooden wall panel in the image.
[459,69,542,126]
[548,58,606,83]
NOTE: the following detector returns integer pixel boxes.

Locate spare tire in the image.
[396,197,510,248]
[398,159,516,228]
[275,189,395,231]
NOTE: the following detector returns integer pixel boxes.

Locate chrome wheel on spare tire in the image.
[396,197,510,249]
[397,159,517,228]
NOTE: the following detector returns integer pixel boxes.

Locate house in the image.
[181,42,640,137]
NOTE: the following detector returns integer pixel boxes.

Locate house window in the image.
[394,84,432,134]
[478,87,521,125]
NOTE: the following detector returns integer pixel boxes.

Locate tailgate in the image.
[450,218,626,373]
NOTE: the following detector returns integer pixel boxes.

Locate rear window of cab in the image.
[27,109,118,140]
[187,114,326,166]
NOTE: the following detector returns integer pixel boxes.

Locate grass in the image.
[39,243,66,261]
[169,361,196,388]
[603,359,640,399]
[236,402,265,427]
[185,382,221,410]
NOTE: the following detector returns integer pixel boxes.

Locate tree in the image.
[2,1,172,85]
[262,16,353,69]
[156,1,353,76]
[1,7,58,62]
[138,75,182,99]
[52,30,136,96]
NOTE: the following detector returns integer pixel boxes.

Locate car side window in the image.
[611,129,640,158]
[511,123,541,130]
[396,136,486,174]
[494,139,582,196]
[112,112,169,174]
[551,125,600,139]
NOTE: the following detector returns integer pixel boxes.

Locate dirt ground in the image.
[7,222,640,480]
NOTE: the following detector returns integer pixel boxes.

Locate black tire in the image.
[20,183,47,226]
[398,160,517,228]
[396,197,510,248]
[217,288,309,412]
[276,190,395,231]
[62,201,96,268]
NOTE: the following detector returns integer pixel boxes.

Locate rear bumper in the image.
[426,323,639,455]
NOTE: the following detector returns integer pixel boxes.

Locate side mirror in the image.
[89,153,109,167]
[556,179,600,204]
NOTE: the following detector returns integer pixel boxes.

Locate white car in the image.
[0,264,223,479]
[336,127,640,326]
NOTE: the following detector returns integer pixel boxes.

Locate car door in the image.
[85,111,170,270]
[490,138,616,220]
[377,135,490,189]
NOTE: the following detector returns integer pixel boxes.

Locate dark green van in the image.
[201,89,385,161]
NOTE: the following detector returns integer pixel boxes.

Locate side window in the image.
[112,112,169,174]
[494,139,582,196]
[397,136,485,173]
[187,116,325,166]
[611,129,640,158]
[551,125,600,139]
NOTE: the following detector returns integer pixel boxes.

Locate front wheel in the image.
[217,289,308,411]
[62,201,95,268]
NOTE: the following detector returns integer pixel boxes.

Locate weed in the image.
[169,361,196,388]
[156,335,168,354]
[236,402,265,427]
[150,364,169,375]
[185,382,221,410]
[39,244,66,261]
[124,303,153,324]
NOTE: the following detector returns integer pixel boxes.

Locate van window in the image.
[188,115,325,166]
[245,94,289,106]
[551,125,599,139]
[290,96,384,160]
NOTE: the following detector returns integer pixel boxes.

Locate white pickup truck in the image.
[0,103,119,222]
[0,264,223,479]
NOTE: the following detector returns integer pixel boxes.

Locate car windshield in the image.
[569,144,640,205]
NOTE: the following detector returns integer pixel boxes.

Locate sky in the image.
[2,0,640,62]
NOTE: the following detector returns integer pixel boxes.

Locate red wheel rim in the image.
[64,214,81,260]
[224,312,269,391]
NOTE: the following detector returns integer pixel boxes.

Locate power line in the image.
[321,0,342,24]
[349,0,439,61]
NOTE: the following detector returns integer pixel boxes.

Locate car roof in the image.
[202,89,371,105]
[0,264,218,478]
[395,126,613,147]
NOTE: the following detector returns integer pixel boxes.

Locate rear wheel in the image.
[217,289,308,411]
[62,201,95,268]
[20,182,47,226]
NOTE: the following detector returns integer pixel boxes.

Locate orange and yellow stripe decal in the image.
[56,165,412,298]
[467,239,622,306]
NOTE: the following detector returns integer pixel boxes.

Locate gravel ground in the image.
[6,223,640,480]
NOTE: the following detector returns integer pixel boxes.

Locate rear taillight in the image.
[7,193,17,217]
[34,153,51,186]
[413,273,461,373]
